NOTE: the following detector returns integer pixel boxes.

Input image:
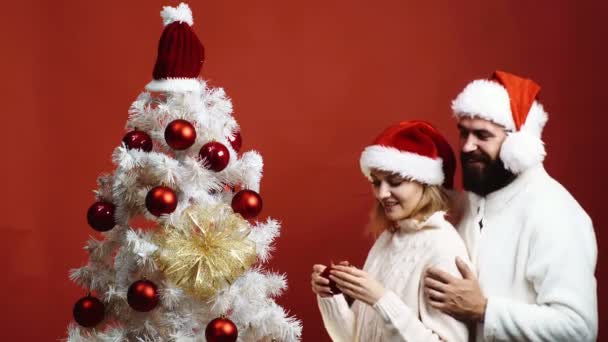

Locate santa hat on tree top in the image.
[145,3,204,92]
[360,120,456,189]
[451,70,549,174]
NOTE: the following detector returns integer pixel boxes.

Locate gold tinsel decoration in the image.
[154,203,257,299]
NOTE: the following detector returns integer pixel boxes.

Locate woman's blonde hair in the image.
[366,183,449,237]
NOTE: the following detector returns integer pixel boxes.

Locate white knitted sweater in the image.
[459,165,598,341]
[317,211,470,341]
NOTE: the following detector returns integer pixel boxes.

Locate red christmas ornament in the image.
[127,279,159,312]
[231,190,262,219]
[73,295,105,328]
[123,130,153,152]
[87,201,116,232]
[227,131,242,153]
[199,142,230,172]
[165,119,197,150]
[205,317,238,342]
[320,266,342,295]
[145,186,178,217]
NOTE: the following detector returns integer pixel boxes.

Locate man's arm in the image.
[427,208,598,341]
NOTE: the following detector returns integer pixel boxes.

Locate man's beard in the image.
[461,150,516,196]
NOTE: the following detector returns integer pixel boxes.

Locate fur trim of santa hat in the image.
[451,71,548,174]
[360,120,456,188]
[361,146,445,185]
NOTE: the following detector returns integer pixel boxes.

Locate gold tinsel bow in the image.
[154,203,257,299]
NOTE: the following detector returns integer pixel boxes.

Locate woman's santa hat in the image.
[360,120,456,189]
[146,3,204,92]
[451,70,549,174]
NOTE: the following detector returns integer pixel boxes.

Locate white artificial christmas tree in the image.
[66,3,301,341]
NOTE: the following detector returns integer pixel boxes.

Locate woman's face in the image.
[370,170,424,222]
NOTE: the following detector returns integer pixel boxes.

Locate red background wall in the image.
[1,0,605,340]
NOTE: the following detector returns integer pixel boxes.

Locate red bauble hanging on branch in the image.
[123,130,153,152]
[205,317,238,342]
[145,186,178,217]
[127,279,159,312]
[165,119,197,150]
[87,201,116,232]
[231,190,263,219]
[73,295,105,328]
[199,142,230,172]
[227,130,242,153]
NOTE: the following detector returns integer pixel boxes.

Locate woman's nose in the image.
[377,182,391,199]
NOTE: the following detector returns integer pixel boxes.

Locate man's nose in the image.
[461,134,478,153]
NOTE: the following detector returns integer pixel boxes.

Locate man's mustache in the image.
[461,151,491,164]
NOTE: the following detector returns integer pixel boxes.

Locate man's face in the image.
[457,117,515,195]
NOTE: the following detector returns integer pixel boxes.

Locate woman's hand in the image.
[311,264,333,297]
[329,265,386,305]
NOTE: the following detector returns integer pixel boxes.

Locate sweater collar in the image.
[468,164,546,216]
[393,211,446,233]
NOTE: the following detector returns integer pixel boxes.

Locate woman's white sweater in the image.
[317,211,470,341]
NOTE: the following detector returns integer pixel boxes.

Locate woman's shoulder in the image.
[421,211,457,233]
[421,212,469,257]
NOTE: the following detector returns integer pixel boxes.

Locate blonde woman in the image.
[311,121,472,341]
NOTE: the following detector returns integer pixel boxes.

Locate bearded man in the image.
[424,71,598,341]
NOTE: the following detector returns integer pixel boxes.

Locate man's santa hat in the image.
[145,3,204,92]
[360,120,456,189]
[451,71,549,174]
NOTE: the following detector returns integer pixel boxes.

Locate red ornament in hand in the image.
[127,280,159,312]
[320,266,342,295]
[73,295,105,327]
[321,261,350,295]
[87,201,116,232]
[199,142,230,172]
[231,190,262,219]
[165,119,197,150]
[205,317,238,342]
[123,130,153,152]
[227,131,242,153]
[145,186,177,217]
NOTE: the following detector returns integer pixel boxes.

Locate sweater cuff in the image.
[372,290,415,325]
[317,294,349,315]
[483,296,503,340]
